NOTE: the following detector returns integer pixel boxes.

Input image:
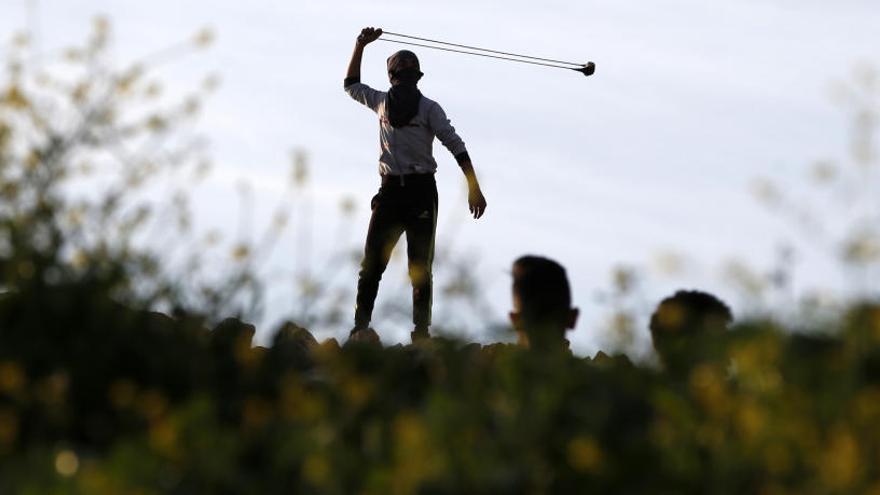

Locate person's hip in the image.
[372,173,438,213]
[380,173,436,188]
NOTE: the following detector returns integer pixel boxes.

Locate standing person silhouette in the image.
[345,27,487,343]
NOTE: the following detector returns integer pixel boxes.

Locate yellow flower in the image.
[55,450,80,477]
[567,437,603,473]
[0,362,25,395]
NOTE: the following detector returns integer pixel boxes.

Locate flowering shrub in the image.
[0,290,879,493]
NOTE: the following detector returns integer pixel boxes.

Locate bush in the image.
[1,290,880,493]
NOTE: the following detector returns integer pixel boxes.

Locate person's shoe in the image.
[346,326,381,346]
[411,326,431,344]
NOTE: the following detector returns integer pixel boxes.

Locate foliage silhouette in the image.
[746,64,880,305]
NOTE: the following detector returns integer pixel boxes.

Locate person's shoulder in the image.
[419,94,440,109]
[346,81,387,95]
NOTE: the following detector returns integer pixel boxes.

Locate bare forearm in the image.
[459,160,480,190]
[459,159,487,219]
[346,41,365,80]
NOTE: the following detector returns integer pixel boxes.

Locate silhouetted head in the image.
[387,50,423,86]
[509,255,579,351]
[649,290,733,374]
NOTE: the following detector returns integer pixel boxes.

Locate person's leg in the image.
[354,189,404,331]
[404,182,438,337]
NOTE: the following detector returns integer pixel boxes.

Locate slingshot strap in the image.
[381,31,584,68]
[378,38,583,71]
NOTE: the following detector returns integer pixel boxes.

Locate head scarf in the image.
[386,50,423,128]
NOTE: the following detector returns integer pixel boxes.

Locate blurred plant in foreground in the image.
[0,17,277,319]
[745,64,879,309]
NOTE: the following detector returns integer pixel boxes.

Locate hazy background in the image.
[2,0,877,356]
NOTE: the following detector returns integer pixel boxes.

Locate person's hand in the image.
[357,27,383,46]
[468,186,487,219]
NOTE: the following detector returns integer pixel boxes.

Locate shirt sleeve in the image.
[427,101,468,157]
[344,79,384,113]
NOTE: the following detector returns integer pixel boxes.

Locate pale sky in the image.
[2,0,878,357]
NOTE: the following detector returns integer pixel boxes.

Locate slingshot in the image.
[379,31,596,78]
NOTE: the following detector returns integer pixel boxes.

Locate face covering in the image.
[387,59,423,128]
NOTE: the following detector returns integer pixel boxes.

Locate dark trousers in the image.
[355,174,438,329]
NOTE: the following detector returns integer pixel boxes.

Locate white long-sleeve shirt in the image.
[345,80,468,176]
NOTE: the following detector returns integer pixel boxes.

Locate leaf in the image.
[193,27,216,48]
[2,86,29,110]
[290,148,309,187]
[232,244,251,261]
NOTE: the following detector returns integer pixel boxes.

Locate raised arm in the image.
[346,27,382,82]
